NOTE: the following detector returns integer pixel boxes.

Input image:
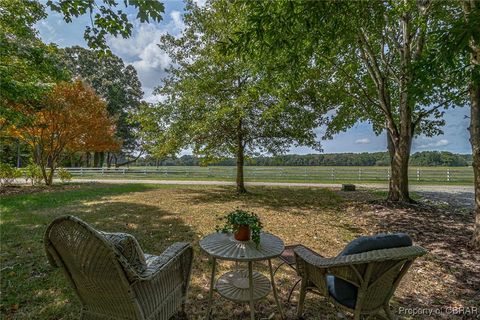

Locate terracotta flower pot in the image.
[234,224,251,241]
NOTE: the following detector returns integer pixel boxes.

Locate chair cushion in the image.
[339,233,412,256]
[102,232,147,274]
[327,275,356,309]
[327,233,412,309]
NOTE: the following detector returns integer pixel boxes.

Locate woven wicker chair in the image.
[294,245,427,320]
[44,215,194,320]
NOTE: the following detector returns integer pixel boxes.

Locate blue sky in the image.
[36,1,472,155]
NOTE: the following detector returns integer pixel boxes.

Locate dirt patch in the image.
[0,184,85,197]
[341,191,479,319]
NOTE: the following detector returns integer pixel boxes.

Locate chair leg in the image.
[296,279,307,318]
[383,304,396,320]
[273,261,286,276]
[287,278,302,303]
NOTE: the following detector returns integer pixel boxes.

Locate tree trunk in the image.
[236,121,247,194]
[469,81,480,248]
[93,152,100,167]
[388,144,412,202]
[106,152,112,168]
[40,165,49,186]
[16,139,21,168]
[99,151,105,167]
[47,166,55,186]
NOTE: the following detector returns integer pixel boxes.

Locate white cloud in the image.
[192,0,207,7]
[355,138,371,144]
[417,139,449,149]
[170,11,185,31]
[106,11,186,101]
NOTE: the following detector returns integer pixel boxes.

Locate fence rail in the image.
[57,166,474,183]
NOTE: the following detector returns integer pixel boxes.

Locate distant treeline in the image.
[139,151,473,167]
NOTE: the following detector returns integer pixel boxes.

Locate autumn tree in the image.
[62,46,143,167]
[236,0,464,202]
[137,1,323,193]
[1,0,163,132]
[11,81,119,185]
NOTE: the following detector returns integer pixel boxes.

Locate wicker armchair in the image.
[294,244,427,319]
[44,215,194,320]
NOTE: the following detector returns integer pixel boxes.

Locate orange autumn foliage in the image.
[12,80,120,184]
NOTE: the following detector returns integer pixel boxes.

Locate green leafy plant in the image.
[25,163,43,185]
[57,167,72,183]
[0,163,22,186]
[217,209,263,246]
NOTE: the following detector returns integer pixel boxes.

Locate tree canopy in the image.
[136,0,324,192]
[9,80,119,184]
[62,46,143,157]
[233,0,466,201]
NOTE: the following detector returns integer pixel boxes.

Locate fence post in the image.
[447,169,450,182]
[144,166,147,175]
[101,168,104,175]
[387,169,390,181]
[304,167,307,182]
[358,168,362,181]
[122,168,125,175]
[81,167,83,176]
[331,168,335,180]
[416,169,420,181]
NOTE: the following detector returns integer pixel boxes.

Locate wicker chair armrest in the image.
[296,245,427,269]
[133,242,193,281]
[294,245,331,269]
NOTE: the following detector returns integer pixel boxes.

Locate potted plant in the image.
[217,209,263,246]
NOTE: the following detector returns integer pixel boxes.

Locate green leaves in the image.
[137,0,322,165]
[46,0,164,52]
[217,209,263,246]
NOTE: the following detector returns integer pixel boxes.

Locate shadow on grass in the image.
[347,192,479,317]
[0,198,194,319]
[177,186,344,212]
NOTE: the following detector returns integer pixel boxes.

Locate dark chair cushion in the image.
[327,233,412,309]
[102,232,147,274]
[339,233,412,256]
[327,275,356,309]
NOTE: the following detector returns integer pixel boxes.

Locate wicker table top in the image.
[199,232,285,262]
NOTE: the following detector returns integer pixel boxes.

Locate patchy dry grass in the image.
[1,184,478,319]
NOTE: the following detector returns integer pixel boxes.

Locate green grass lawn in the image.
[1,184,478,319]
[64,165,475,185]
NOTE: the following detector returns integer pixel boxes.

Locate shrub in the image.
[57,167,72,183]
[25,164,44,185]
[0,163,22,186]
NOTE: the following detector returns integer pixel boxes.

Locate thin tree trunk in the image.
[99,152,105,167]
[469,81,480,248]
[85,152,91,167]
[40,165,49,186]
[93,151,100,167]
[16,139,21,168]
[47,166,55,185]
[106,152,112,168]
[236,120,247,194]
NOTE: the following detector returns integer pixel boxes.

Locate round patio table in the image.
[200,232,285,320]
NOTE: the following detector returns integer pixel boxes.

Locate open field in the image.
[1,183,478,319]
[60,166,475,185]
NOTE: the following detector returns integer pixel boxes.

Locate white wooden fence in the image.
[58,166,474,183]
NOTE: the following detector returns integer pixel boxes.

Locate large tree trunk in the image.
[469,81,480,248]
[388,143,412,202]
[387,11,414,203]
[236,121,247,194]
